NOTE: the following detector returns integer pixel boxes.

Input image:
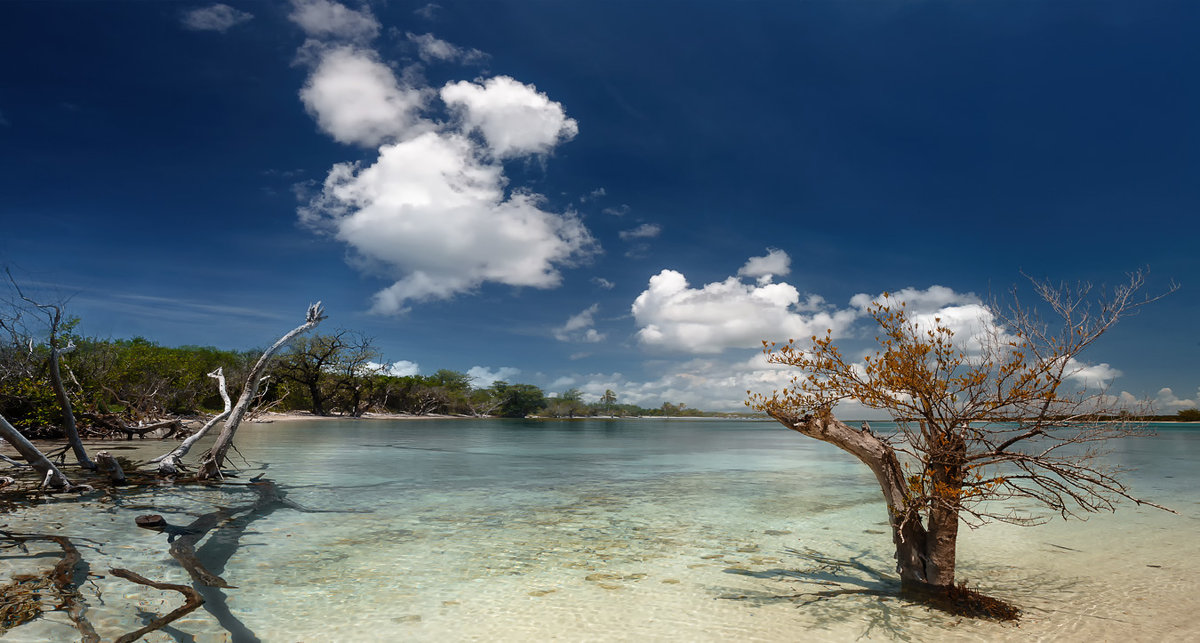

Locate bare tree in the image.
[4,269,93,469]
[749,271,1174,596]
[198,303,325,480]
[150,368,232,476]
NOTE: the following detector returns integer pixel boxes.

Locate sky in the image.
[1,0,1197,414]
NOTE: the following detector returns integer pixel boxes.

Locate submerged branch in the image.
[0,532,99,642]
[109,568,204,643]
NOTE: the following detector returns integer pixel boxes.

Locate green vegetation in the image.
[1177,408,1200,421]
[0,326,740,439]
[1,329,257,437]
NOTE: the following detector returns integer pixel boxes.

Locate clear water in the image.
[3,419,1198,641]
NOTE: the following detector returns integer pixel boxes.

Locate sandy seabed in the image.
[2,419,1197,642]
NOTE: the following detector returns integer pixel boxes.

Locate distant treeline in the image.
[1097,410,1200,422]
[0,330,725,438]
[892,410,1200,424]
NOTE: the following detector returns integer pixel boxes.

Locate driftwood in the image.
[95,451,127,485]
[80,413,183,440]
[3,475,347,640]
[152,368,232,476]
[109,568,205,643]
[199,303,325,480]
[1,531,208,642]
[0,412,71,488]
[6,270,93,469]
[0,532,99,642]
[0,453,24,467]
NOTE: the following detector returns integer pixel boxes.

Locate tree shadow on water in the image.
[716,546,1029,641]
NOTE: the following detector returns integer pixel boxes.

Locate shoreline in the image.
[250,413,1200,425]
[251,411,470,423]
[251,412,765,424]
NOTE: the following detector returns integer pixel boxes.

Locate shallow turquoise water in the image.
[3,419,1198,641]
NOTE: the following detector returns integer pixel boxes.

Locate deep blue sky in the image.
[1,1,1196,412]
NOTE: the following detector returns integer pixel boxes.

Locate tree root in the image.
[0,532,99,642]
[901,580,1021,621]
[109,568,204,643]
[3,476,326,640]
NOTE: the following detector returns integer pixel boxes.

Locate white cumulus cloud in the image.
[737,248,791,283]
[302,131,595,311]
[850,285,979,314]
[1062,358,1122,388]
[368,360,420,377]
[289,0,379,42]
[299,46,428,147]
[631,257,859,354]
[1155,387,1200,411]
[181,4,253,32]
[850,286,999,353]
[573,353,798,410]
[295,12,594,311]
[441,76,579,158]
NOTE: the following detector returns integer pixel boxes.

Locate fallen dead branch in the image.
[0,532,99,642]
[109,568,205,643]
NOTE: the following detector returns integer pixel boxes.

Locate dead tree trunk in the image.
[46,342,93,469]
[151,368,231,476]
[95,451,127,485]
[0,412,72,488]
[766,407,948,589]
[198,303,325,480]
[6,270,93,469]
[109,568,205,643]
